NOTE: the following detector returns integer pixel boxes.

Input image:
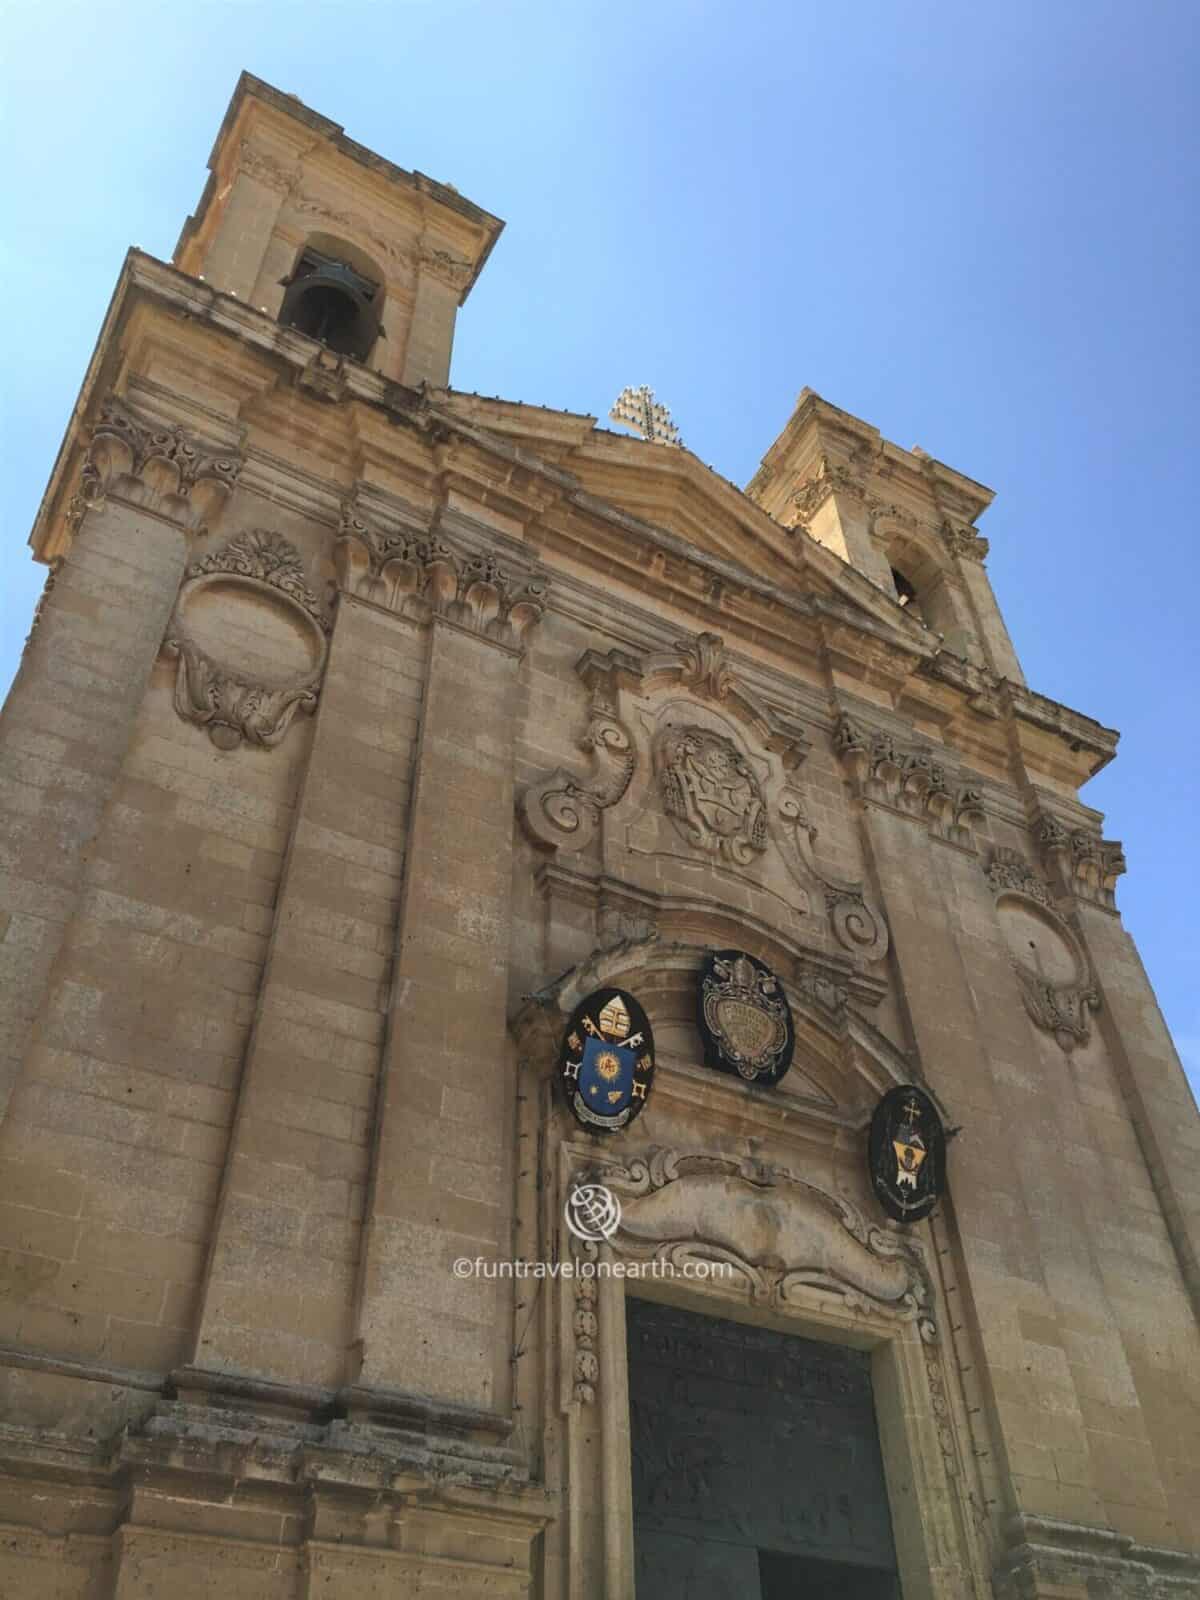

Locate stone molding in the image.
[68,395,242,537]
[1035,810,1126,913]
[335,500,547,648]
[985,847,1100,1053]
[835,711,988,850]
[235,137,298,195]
[994,1512,1200,1600]
[163,530,330,750]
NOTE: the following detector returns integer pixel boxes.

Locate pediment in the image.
[436,391,932,662]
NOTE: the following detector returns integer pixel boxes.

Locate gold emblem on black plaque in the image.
[868,1084,946,1222]
[558,987,655,1133]
[697,950,795,1086]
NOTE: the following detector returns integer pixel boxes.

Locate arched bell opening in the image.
[278,242,384,362]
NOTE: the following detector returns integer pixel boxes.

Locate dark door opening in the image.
[628,1298,901,1598]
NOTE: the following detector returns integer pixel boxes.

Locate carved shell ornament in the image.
[163,530,331,751]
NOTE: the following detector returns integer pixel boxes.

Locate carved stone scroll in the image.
[778,788,890,963]
[164,530,330,751]
[521,652,638,853]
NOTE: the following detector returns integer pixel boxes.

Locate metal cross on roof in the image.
[609,385,684,448]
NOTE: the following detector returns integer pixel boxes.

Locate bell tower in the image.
[174,73,502,388]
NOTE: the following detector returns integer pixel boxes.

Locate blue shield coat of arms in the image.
[559,988,655,1133]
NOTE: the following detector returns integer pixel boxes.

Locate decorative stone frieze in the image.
[985,848,1100,1052]
[570,1264,599,1406]
[69,396,242,536]
[418,242,474,292]
[790,450,877,527]
[163,530,330,751]
[835,712,987,849]
[1035,812,1126,912]
[236,138,297,194]
[335,503,547,647]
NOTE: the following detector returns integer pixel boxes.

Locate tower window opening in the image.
[891,566,923,618]
[279,247,382,361]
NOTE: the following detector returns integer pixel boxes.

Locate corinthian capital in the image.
[69,396,243,537]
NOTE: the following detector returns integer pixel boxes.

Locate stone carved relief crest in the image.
[985,848,1099,1052]
[657,725,767,864]
[164,530,330,751]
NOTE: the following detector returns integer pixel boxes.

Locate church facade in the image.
[0,73,1197,1599]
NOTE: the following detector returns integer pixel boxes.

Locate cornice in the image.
[28,250,1120,801]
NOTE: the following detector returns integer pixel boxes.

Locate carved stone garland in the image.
[335,503,546,648]
[835,712,987,849]
[985,848,1100,1052]
[164,530,330,751]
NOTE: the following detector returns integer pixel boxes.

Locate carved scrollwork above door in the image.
[163,530,330,751]
[586,1147,937,1341]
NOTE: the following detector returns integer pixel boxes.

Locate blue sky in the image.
[1,1,1197,1099]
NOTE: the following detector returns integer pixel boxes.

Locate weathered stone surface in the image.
[0,69,1195,1600]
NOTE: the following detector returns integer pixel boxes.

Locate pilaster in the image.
[344,533,544,1418]
[0,397,240,1123]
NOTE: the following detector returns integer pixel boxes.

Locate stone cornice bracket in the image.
[834,712,987,851]
[164,530,330,751]
[519,649,641,853]
[778,788,890,964]
[334,500,547,648]
[67,395,243,539]
[643,631,811,770]
[984,847,1100,1052]
[1035,811,1126,913]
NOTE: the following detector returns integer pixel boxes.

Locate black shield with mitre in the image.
[868,1084,946,1222]
[696,949,795,1087]
[558,987,655,1134]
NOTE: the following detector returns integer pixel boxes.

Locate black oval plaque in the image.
[868,1084,946,1222]
[697,949,795,1087]
[559,987,655,1134]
